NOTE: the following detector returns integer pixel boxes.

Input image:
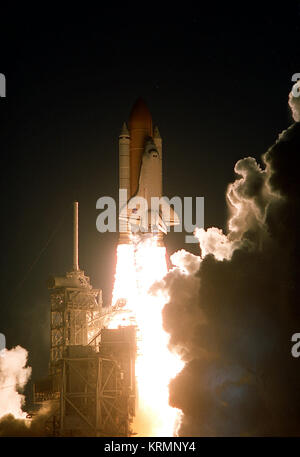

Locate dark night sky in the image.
[0,4,299,398]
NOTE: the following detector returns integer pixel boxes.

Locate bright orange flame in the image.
[108,237,183,436]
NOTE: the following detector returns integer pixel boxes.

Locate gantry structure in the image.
[34,202,136,436]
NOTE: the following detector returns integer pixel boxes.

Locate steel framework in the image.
[33,202,137,436]
[58,327,136,436]
[48,269,102,374]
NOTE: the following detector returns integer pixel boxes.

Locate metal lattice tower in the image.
[48,203,102,374]
[34,202,136,436]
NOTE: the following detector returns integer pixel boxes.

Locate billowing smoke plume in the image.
[0,404,54,437]
[160,94,300,436]
[0,346,31,419]
[0,346,53,436]
[289,80,300,121]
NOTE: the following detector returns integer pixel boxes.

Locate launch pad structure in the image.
[34,202,137,437]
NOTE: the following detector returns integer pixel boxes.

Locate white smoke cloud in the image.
[195,227,234,261]
[289,80,300,122]
[0,346,53,436]
[170,249,201,274]
[0,346,31,420]
[194,156,279,263]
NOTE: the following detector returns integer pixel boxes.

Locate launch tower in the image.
[34,203,136,436]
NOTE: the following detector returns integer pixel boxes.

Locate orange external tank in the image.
[128,98,153,197]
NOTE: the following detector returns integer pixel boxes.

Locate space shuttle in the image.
[118,98,179,244]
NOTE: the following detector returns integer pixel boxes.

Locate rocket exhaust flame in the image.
[109,236,184,436]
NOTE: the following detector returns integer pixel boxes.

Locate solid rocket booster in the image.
[118,98,179,244]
